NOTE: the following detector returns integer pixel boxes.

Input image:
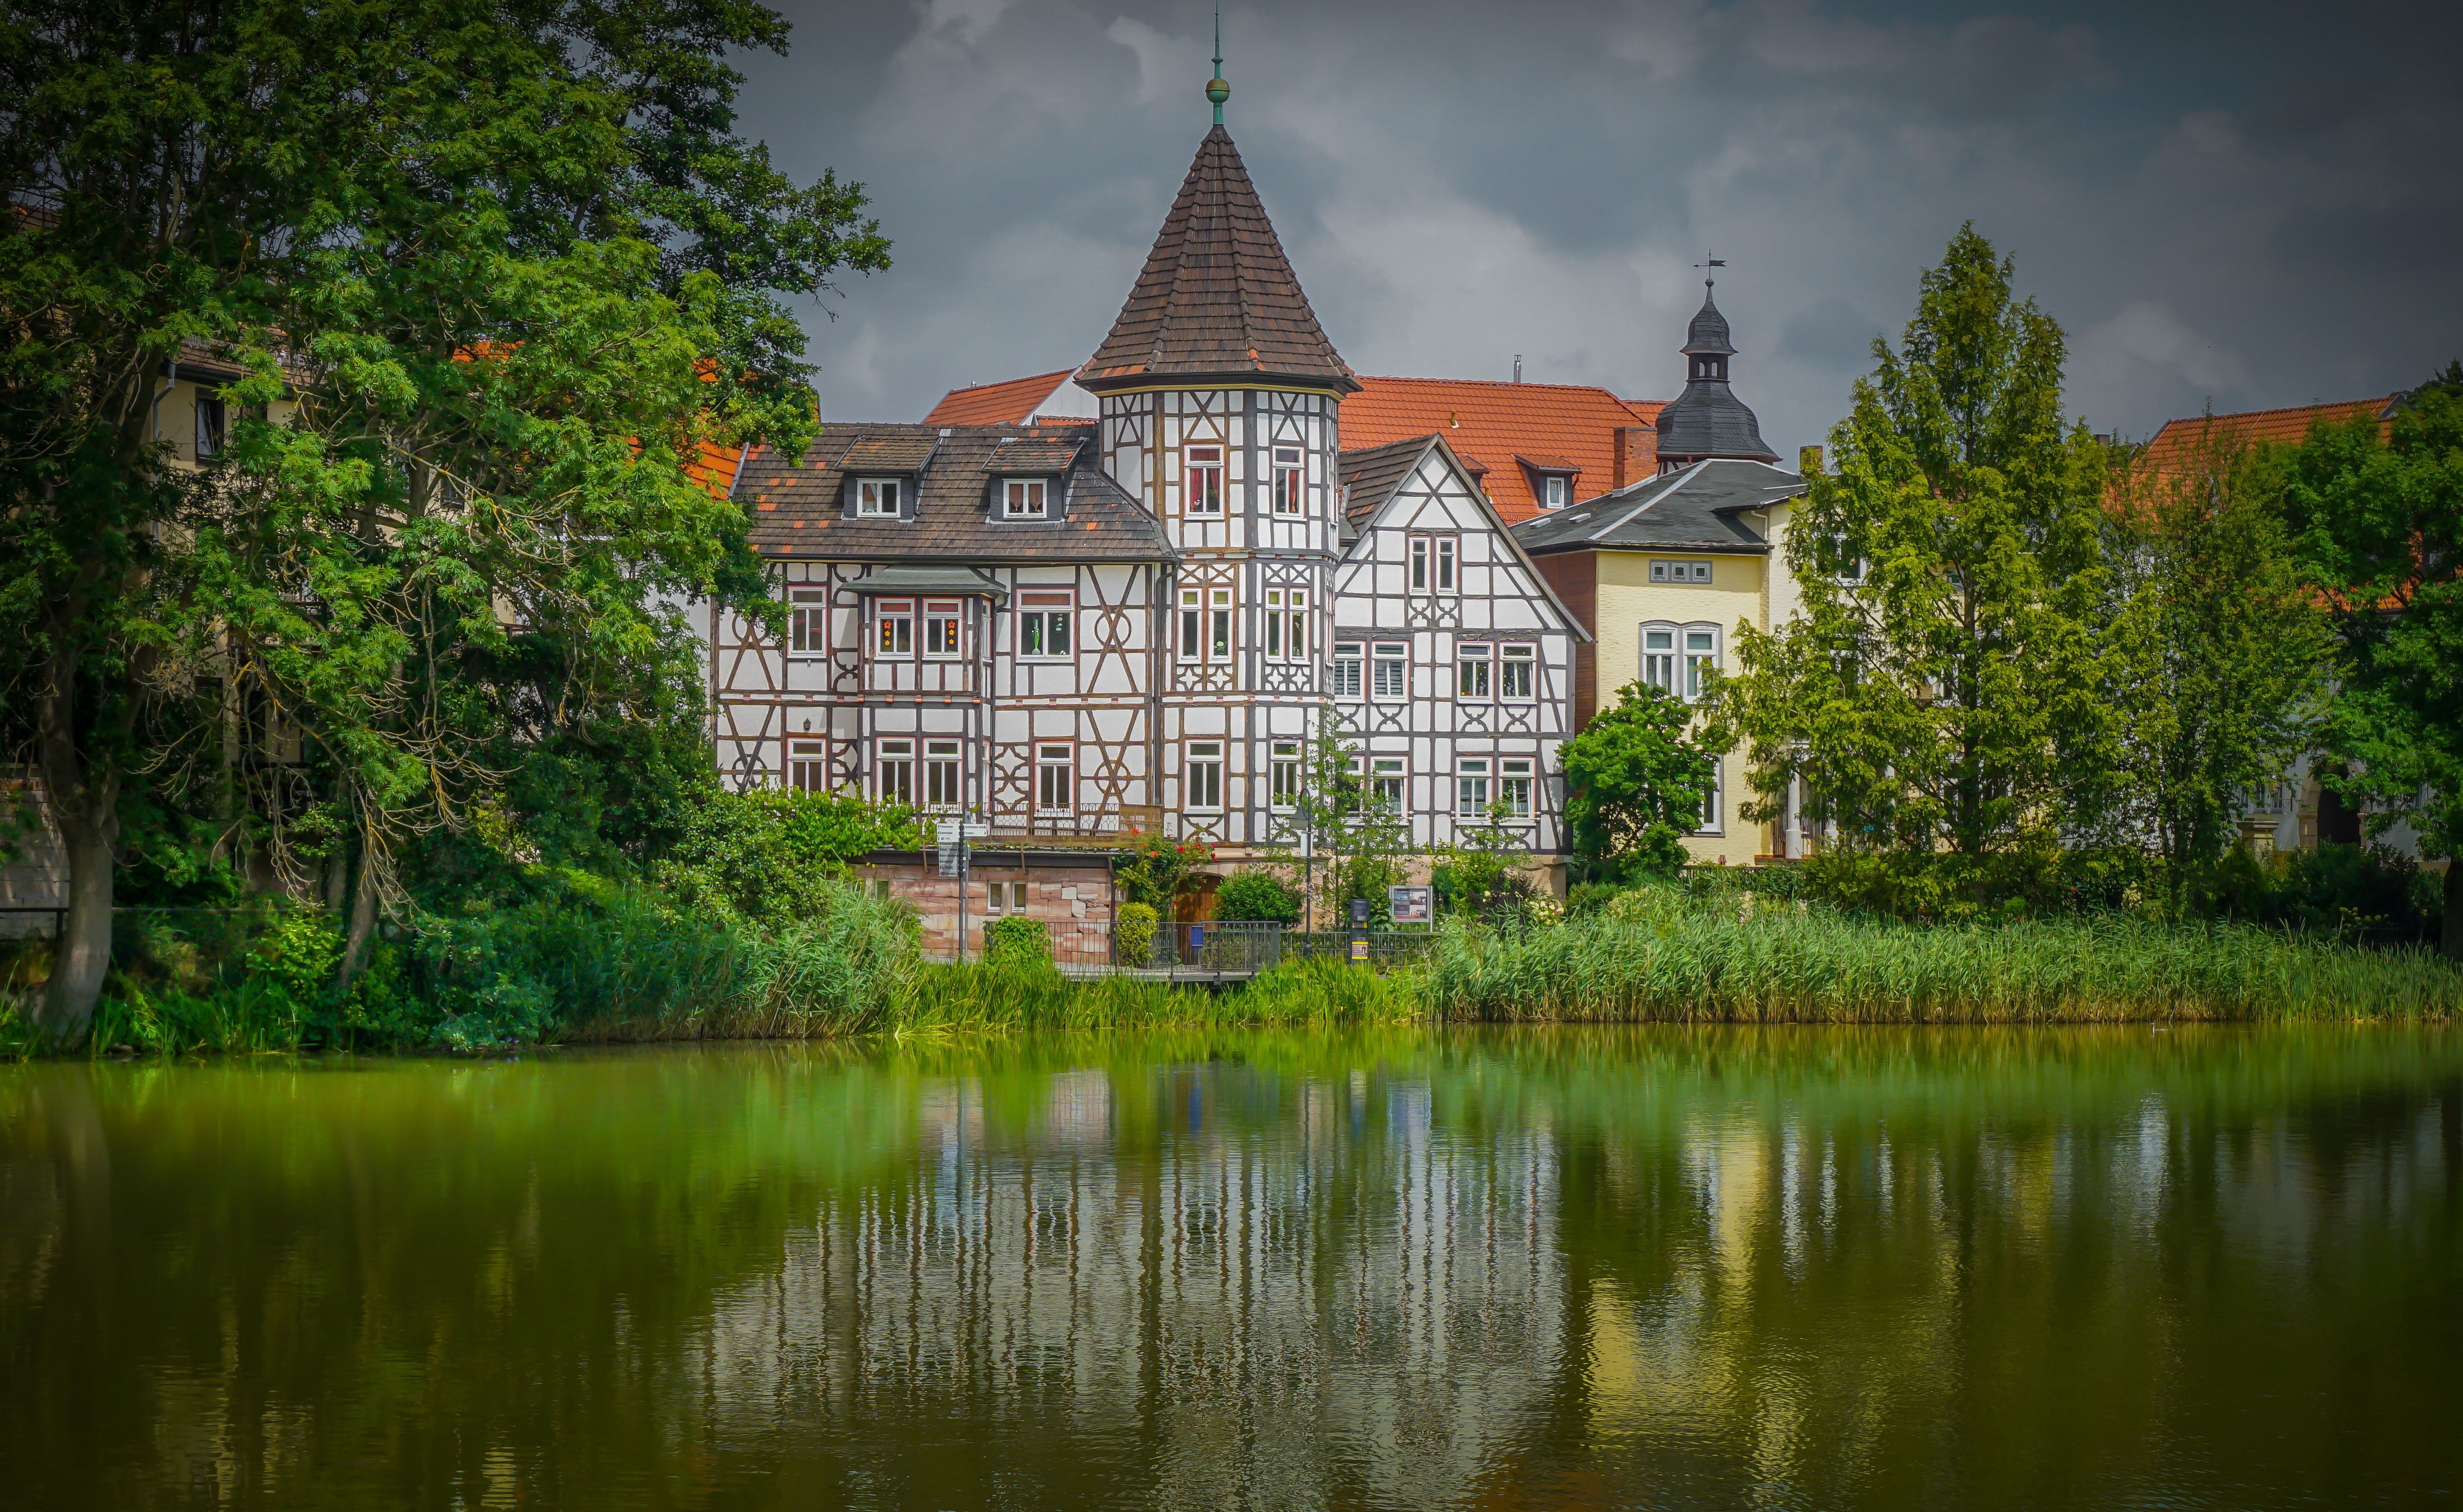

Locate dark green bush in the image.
[1215,871,1301,924]
[983,914,1051,965]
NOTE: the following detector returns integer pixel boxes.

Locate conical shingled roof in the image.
[1079,126,1356,393]
[1684,290,1736,356]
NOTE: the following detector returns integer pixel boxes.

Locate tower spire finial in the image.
[1206,8,1229,125]
[1695,250,1725,292]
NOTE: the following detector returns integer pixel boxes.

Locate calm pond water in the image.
[3,1025,2460,1510]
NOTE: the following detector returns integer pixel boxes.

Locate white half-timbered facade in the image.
[1333,436,1589,853]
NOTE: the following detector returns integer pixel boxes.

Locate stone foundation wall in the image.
[855,859,1118,960]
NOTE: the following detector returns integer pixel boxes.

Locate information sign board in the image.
[1387,885,1432,924]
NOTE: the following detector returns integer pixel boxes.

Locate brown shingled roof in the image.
[983,436,1082,472]
[923,370,1074,426]
[1079,126,1354,393]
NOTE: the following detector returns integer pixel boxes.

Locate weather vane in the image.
[1695,251,1726,290]
[1206,8,1229,126]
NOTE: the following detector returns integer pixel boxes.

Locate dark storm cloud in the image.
[735,0,2463,448]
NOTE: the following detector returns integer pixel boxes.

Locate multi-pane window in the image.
[1018,590,1071,658]
[984,879,1029,914]
[1642,626,1676,696]
[1332,642,1363,699]
[1698,755,1723,833]
[1649,559,1714,584]
[1372,642,1407,701]
[1369,756,1405,814]
[1500,643,1535,699]
[1437,538,1458,592]
[1410,536,1429,591]
[1457,758,1491,818]
[1177,586,1234,665]
[1543,476,1568,509]
[789,586,827,654]
[194,391,226,460]
[878,739,915,806]
[1184,445,1224,516]
[1458,642,1492,699]
[1270,741,1302,811]
[1409,535,1458,593]
[1272,446,1304,515]
[1263,588,1309,660]
[1685,628,1719,699]
[1185,741,1224,811]
[925,739,962,810]
[1036,743,1072,813]
[1498,758,1533,818]
[923,600,962,658]
[790,740,828,793]
[856,478,900,517]
[1003,478,1048,519]
[878,600,914,657]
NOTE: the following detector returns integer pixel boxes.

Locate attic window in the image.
[1649,559,1714,585]
[1003,478,1047,519]
[1543,476,1569,509]
[856,478,900,517]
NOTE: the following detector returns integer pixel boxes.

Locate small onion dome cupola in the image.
[1653,284,1778,470]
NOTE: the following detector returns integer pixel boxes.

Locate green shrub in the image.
[983,914,1051,965]
[1115,902,1160,968]
[1215,871,1301,924]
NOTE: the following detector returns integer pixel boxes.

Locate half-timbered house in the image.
[1333,435,1589,860]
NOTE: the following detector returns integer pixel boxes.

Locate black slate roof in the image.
[1684,289,1737,357]
[1512,459,1803,556]
[1079,126,1355,393]
[739,422,1174,564]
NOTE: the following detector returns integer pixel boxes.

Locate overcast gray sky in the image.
[733,0,2461,451]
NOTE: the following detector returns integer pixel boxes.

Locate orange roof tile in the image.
[2143,396,2396,467]
[923,370,1074,427]
[1338,376,1665,523]
[684,437,745,498]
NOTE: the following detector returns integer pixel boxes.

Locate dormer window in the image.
[1543,476,1568,509]
[1002,478,1048,519]
[856,478,900,518]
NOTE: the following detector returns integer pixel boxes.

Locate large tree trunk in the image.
[337,837,379,992]
[36,645,118,1049]
[2443,859,2463,961]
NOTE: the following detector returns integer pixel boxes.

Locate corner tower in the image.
[1653,279,1779,471]
[1078,64,1355,847]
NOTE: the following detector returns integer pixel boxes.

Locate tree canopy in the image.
[1560,681,1714,881]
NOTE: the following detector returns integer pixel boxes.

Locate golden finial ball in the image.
[1206,77,1230,106]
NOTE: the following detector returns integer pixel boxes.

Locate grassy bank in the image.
[5,884,2458,1058]
[1422,905,2463,1023]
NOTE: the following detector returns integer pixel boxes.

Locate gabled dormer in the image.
[982,434,1082,523]
[836,431,940,521]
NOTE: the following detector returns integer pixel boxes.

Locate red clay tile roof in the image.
[1339,376,1665,524]
[923,370,1074,427]
[1079,126,1353,392]
[2143,396,2397,466]
[684,439,745,498]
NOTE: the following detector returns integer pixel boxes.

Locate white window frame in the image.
[877,600,914,659]
[1265,588,1284,658]
[1270,740,1302,811]
[877,739,915,807]
[194,390,227,460]
[1370,756,1405,815]
[1410,536,1429,591]
[1035,742,1073,814]
[1457,758,1492,819]
[1185,740,1224,812]
[1436,537,1458,592]
[1543,475,1568,509]
[1696,753,1724,836]
[924,739,963,811]
[788,586,828,656]
[1371,641,1407,702]
[1284,589,1308,663]
[1002,478,1049,520]
[1499,643,1535,701]
[922,599,963,660]
[1499,757,1534,820]
[1641,622,1678,698]
[985,879,1028,914]
[1649,558,1714,585]
[1457,641,1493,700]
[1332,641,1363,700]
[1271,445,1304,516]
[1209,587,1233,661]
[1184,444,1225,517]
[1017,589,1072,659]
[856,478,900,518]
[1683,624,1720,701]
[790,739,828,794]
[1178,588,1201,664]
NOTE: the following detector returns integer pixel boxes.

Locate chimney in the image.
[1513,354,1523,384]
[1613,428,1629,491]
[1799,444,1822,477]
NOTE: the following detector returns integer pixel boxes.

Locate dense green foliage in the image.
[1113,902,1161,968]
[1561,681,1716,882]
[1214,871,1301,924]
[2277,385,2463,950]
[0,0,888,1043]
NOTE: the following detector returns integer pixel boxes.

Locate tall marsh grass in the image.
[1421,905,2463,1024]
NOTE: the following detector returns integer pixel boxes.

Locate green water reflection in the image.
[2,1025,2459,1510]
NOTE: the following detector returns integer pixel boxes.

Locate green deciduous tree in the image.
[0,0,889,1043]
[2276,379,2463,953]
[1260,706,1413,929]
[1560,681,1714,882]
[1705,226,2111,909]
[2103,424,2332,915]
